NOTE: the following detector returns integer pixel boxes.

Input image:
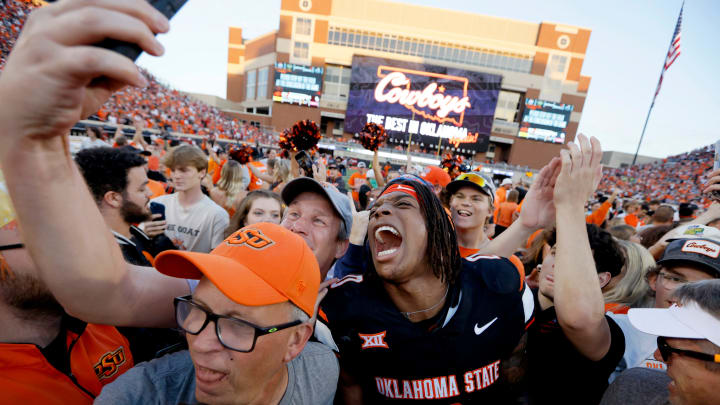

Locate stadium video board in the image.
[345,55,502,153]
[273,63,324,107]
[518,98,574,144]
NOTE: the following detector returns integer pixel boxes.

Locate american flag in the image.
[653,3,683,103]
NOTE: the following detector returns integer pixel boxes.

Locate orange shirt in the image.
[211,159,227,185]
[207,158,221,183]
[525,229,544,249]
[495,187,507,204]
[348,171,366,202]
[494,202,518,228]
[147,155,160,172]
[624,213,642,228]
[247,161,266,191]
[604,302,630,314]
[586,201,611,226]
[147,179,166,199]
[0,321,134,404]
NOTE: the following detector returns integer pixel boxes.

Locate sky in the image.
[138,0,720,159]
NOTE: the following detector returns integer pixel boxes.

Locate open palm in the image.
[519,157,561,229]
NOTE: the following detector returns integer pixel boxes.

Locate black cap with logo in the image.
[658,238,720,277]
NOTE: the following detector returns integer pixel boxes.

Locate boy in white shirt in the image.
[151,144,229,253]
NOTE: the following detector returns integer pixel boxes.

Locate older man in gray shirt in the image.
[96,223,339,404]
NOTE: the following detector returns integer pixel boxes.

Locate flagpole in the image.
[631,0,684,166]
[631,99,655,166]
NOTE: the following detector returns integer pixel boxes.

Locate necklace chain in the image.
[401,286,450,319]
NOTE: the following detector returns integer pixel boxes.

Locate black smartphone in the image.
[96,0,188,61]
[295,150,314,178]
[149,202,166,221]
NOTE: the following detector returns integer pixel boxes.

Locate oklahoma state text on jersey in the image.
[322,254,535,403]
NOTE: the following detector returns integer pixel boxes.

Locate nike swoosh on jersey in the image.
[474,317,498,335]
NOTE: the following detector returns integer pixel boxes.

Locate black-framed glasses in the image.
[0,243,23,251]
[173,296,302,353]
[657,336,720,364]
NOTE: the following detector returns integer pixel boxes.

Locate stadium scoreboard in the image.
[273,63,324,107]
[345,55,502,153]
[518,98,573,144]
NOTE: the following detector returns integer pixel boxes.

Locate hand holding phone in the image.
[295,151,314,178]
[150,202,166,221]
[95,0,188,61]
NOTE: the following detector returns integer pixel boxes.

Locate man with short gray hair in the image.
[281,177,353,279]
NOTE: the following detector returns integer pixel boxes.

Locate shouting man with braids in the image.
[321,177,535,403]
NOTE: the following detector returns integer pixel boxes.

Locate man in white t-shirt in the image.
[151,144,229,253]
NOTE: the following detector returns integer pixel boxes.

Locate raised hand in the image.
[349,210,370,245]
[519,157,561,230]
[553,134,603,211]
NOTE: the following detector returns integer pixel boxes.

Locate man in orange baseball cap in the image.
[95,223,339,404]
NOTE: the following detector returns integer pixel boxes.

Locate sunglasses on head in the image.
[657,336,720,363]
[456,173,488,188]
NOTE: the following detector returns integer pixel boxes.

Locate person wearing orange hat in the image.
[421,165,451,196]
[95,223,338,404]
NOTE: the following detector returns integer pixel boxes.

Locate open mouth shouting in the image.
[456,209,472,217]
[373,224,403,261]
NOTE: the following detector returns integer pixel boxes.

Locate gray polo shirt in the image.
[95,342,338,404]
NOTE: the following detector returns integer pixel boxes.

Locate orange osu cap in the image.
[422,166,451,188]
[155,223,320,316]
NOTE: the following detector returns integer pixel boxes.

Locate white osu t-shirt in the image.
[151,193,229,253]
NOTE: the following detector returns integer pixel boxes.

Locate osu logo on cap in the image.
[227,228,275,250]
[359,331,389,349]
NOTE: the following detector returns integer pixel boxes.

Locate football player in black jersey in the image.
[321,174,535,403]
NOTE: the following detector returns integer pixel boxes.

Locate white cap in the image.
[629,303,720,347]
[501,178,513,186]
[665,224,720,243]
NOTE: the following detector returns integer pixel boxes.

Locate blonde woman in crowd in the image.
[603,240,656,313]
[204,160,249,217]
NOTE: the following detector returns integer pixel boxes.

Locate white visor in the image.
[629,303,720,347]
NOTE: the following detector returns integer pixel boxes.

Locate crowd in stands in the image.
[0,0,33,69]
[598,145,714,207]
[95,69,276,144]
[3,2,720,405]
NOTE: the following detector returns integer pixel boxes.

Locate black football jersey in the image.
[322,254,535,403]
